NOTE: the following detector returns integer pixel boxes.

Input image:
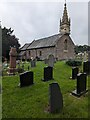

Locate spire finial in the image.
[65,0,66,6]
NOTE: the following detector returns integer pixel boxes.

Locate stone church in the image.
[19,2,75,61]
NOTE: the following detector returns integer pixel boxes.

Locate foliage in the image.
[66,59,82,66]
[74,45,90,54]
[2,61,88,118]
[2,27,21,61]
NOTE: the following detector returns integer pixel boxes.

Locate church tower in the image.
[60,1,70,35]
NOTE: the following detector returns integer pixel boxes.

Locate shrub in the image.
[66,59,82,66]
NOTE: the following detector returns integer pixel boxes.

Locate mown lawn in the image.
[2,61,89,118]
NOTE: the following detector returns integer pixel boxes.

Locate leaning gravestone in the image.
[71,73,88,97]
[70,67,79,79]
[42,66,53,82]
[49,83,63,113]
[31,59,36,67]
[48,54,54,67]
[83,61,90,75]
[19,71,33,87]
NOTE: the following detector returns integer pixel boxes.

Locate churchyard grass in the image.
[2,61,89,118]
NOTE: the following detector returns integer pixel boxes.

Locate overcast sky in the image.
[0,0,89,47]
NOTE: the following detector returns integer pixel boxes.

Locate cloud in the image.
[0,1,88,46]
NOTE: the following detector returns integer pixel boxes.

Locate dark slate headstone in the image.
[49,83,63,113]
[72,73,88,97]
[70,67,79,79]
[83,61,90,75]
[42,66,53,81]
[31,59,36,67]
[19,71,33,87]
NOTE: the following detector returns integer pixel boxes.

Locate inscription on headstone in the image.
[19,71,33,87]
[42,66,53,81]
[49,83,63,113]
[88,51,90,61]
[71,73,88,97]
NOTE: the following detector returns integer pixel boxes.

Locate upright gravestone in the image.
[71,73,88,97]
[48,54,54,67]
[83,61,90,75]
[83,51,87,62]
[88,51,90,61]
[31,59,36,67]
[42,66,53,81]
[70,67,79,79]
[49,83,63,113]
[8,47,17,75]
[44,59,48,64]
[19,71,33,87]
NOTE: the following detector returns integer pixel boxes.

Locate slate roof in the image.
[20,43,31,51]
[27,34,61,50]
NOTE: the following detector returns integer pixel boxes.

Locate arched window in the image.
[64,39,68,50]
[39,51,42,56]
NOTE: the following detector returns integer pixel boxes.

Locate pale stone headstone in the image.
[48,54,54,67]
[88,51,90,61]
[49,83,63,113]
[83,51,87,62]
[31,59,36,67]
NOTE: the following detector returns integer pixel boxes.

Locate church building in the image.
[19,2,75,61]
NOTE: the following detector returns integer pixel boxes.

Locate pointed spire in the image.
[59,0,71,35]
[62,0,69,25]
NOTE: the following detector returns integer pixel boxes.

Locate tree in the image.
[2,27,21,61]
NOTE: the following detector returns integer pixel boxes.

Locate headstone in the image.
[19,71,33,87]
[83,61,90,75]
[42,66,53,81]
[49,83,63,113]
[8,47,17,75]
[88,51,90,61]
[71,73,88,97]
[31,59,36,67]
[70,67,79,79]
[48,54,54,67]
[44,59,48,64]
[83,51,87,61]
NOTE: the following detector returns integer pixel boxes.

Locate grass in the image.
[2,61,89,118]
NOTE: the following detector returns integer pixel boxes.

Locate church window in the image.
[29,51,31,56]
[39,51,42,56]
[64,39,68,50]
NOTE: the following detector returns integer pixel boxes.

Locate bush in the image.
[17,68,24,73]
[66,59,82,66]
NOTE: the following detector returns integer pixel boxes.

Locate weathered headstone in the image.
[42,66,53,81]
[70,67,79,79]
[71,73,88,97]
[8,47,17,75]
[31,59,36,67]
[83,61,90,75]
[88,51,90,61]
[19,71,33,87]
[83,51,87,61]
[44,59,48,64]
[48,54,54,67]
[49,83,63,113]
